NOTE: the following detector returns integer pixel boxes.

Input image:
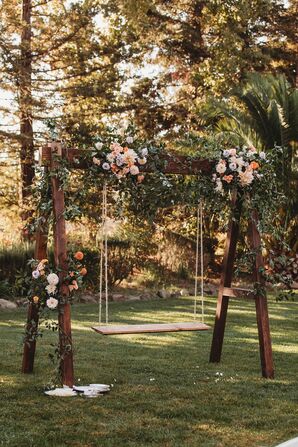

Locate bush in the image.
[0,238,149,297]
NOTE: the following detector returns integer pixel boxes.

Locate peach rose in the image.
[74,251,84,261]
[250,161,259,170]
[223,174,233,183]
[80,267,87,276]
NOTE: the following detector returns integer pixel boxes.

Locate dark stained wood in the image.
[210,191,243,363]
[249,210,274,378]
[22,203,49,374]
[40,145,213,175]
[51,142,74,387]
[22,302,40,373]
[92,322,210,335]
[222,287,255,300]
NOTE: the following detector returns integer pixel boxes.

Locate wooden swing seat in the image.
[92,321,210,335]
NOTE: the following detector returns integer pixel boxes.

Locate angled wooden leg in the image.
[51,142,74,387]
[210,192,242,363]
[249,210,274,378]
[22,219,48,373]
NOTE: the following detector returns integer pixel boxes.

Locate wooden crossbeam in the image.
[92,322,210,335]
[39,145,214,175]
[222,287,255,300]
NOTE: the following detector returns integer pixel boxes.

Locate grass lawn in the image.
[0,295,297,447]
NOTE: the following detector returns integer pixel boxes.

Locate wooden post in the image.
[249,210,274,378]
[51,142,74,387]
[209,191,242,363]
[22,172,49,373]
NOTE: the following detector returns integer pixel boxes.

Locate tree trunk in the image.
[20,0,34,234]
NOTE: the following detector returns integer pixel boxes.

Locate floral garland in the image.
[91,136,148,183]
[212,146,267,193]
[28,251,87,310]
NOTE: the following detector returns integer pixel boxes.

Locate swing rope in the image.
[194,201,204,323]
[98,182,108,324]
[98,187,205,327]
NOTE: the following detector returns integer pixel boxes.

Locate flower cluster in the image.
[212,147,266,193]
[29,251,87,310]
[92,137,147,183]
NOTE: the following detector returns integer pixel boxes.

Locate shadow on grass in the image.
[0,296,297,447]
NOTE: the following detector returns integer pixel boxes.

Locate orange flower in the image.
[74,251,84,261]
[123,146,129,152]
[41,259,48,264]
[223,174,233,183]
[250,161,259,170]
[137,174,145,183]
[80,267,87,276]
[33,296,39,304]
[40,270,45,276]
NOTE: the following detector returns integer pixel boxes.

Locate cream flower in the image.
[238,169,254,186]
[130,165,140,175]
[102,162,110,170]
[223,150,230,158]
[92,156,101,166]
[106,153,115,163]
[126,136,134,144]
[47,273,59,285]
[229,148,237,156]
[46,284,57,295]
[229,162,237,171]
[123,149,138,165]
[141,148,148,157]
[95,142,103,150]
[215,179,223,192]
[216,161,226,174]
[235,157,245,167]
[259,151,266,159]
[46,297,58,309]
[137,157,147,165]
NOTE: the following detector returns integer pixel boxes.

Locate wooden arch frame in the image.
[22,141,274,386]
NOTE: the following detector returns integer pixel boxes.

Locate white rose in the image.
[46,297,58,309]
[106,153,115,163]
[102,162,110,170]
[216,161,226,174]
[95,142,103,150]
[126,136,134,144]
[46,284,57,295]
[215,180,223,192]
[229,148,237,156]
[223,150,230,158]
[141,148,148,157]
[235,157,245,167]
[137,157,147,165]
[229,162,237,171]
[130,165,140,175]
[47,273,59,285]
[259,151,266,159]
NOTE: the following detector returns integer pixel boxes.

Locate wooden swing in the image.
[22,142,274,387]
[92,186,210,335]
